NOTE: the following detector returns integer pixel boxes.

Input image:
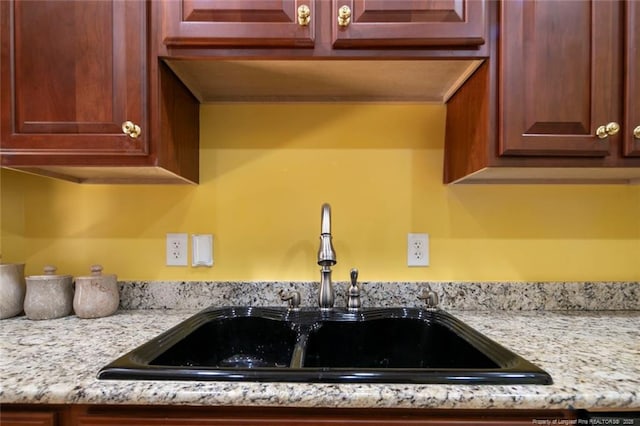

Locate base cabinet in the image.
[0,405,577,426]
[0,407,67,426]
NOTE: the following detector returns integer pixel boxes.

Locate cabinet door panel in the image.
[625,0,640,156]
[161,0,315,48]
[0,412,56,426]
[499,0,621,156]
[332,0,486,48]
[0,0,146,155]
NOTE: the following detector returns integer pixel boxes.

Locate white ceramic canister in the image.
[24,265,74,320]
[73,265,119,319]
[0,262,26,319]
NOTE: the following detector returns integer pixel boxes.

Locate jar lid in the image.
[75,264,116,280]
[26,265,72,280]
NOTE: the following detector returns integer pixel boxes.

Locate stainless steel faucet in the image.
[317,203,336,310]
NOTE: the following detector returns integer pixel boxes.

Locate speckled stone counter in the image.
[119,281,640,311]
[1,309,638,410]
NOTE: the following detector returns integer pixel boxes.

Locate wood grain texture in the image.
[624,0,640,156]
[0,0,199,184]
[1,405,578,426]
[155,0,488,57]
[446,0,640,183]
[444,60,491,183]
[499,0,620,157]
[161,0,315,48]
[1,0,146,154]
[332,0,486,48]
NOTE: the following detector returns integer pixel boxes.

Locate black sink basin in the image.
[151,316,297,368]
[303,318,498,369]
[98,306,552,384]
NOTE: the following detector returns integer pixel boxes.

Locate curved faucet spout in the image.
[321,203,332,235]
[317,203,336,309]
[317,203,336,266]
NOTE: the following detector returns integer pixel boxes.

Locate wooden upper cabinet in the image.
[499,0,622,157]
[331,0,486,48]
[0,0,147,155]
[161,0,316,48]
[625,0,640,156]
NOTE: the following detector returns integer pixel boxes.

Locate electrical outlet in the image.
[166,233,188,266]
[407,233,429,267]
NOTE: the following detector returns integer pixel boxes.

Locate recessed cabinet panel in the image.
[332,0,486,48]
[499,0,621,156]
[1,0,146,154]
[0,411,56,426]
[625,0,640,156]
[162,0,315,48]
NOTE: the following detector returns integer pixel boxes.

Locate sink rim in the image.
[98,306,553,385]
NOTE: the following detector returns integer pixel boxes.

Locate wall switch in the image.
[407,233,429,267]
[166,233,188,266]
[192,234,213,267]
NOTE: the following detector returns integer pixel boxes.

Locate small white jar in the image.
[24,265,74,320]
[73,265,119,319]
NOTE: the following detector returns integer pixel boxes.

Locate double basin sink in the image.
[98,306,552,385]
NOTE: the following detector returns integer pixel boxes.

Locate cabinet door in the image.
[0,0,146,156]
[625,0,640,156]
[161,0,315,48]
[499,0,622,156]
[331,0,486,48]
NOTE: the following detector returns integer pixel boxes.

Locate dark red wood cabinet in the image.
[157,0,487,52]
[331,0,486,48]
[0,0,199,184]
[444,0,640,183]
[499,0,619,157]
[625,0,640,157]
[160,0,317,48]
[0,411,57,426]
[0,405,577,426]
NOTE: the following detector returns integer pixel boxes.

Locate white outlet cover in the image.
[407,233,429,267]
[192,234,213,267]
[166,233,188,266]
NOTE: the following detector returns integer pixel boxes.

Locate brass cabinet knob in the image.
[634,125,640,139]
[338,5,351,27]
[596,122,620,139]
[122,121,141,138]
[297,5,310,26]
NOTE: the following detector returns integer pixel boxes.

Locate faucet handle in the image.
[279,289,301,311]
[350,268,358,286]
[418,289,439,310]
[347,268,361,311]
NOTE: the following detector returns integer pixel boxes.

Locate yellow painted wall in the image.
[1,103,639,281]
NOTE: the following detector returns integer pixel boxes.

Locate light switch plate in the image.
[192,234,213,267]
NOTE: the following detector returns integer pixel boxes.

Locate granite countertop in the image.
[1,308,638,410]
